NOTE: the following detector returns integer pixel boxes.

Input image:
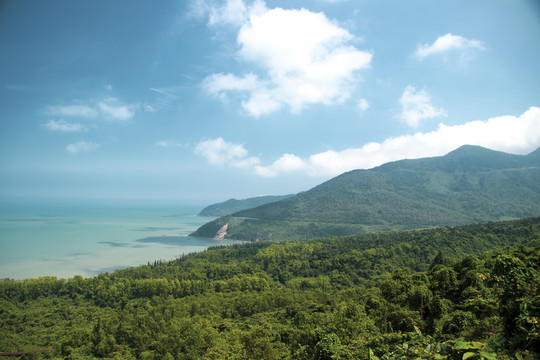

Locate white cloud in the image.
[357,98,369,111]
[188,0,261,25]
[416,33,485,58]
[45,97,137,122]
[150,87,182,99]
[400,86,446,127]
[203,73,261,96]
[202,0,372,116]
[199,107,540,177]
[187,0,210,19]
[254,153,307,177]
[149,87,182,111]
[194,137,260,168]
[209,0,249,25]
[144,104,157,113]
[98,97,135,121]
[155,140,187,148]
[45,105,98,118]
[266,107,540,176]
[231,156,261,169]
[45,119,86,132]
[242,91,282,116]
[66,141,100,154]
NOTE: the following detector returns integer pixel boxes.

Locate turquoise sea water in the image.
[0,199,231,279]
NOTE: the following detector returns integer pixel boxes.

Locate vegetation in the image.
[191,146,540,241]
[1,217,539,359]
[198,195,294,217]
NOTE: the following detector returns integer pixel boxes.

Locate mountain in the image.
[198,194,294,217]
[191,146,540,241]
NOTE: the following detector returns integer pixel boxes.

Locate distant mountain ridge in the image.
[198,194,294,217]
[191,145,540,241]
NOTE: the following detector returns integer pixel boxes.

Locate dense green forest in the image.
[198,195,294,217]
[1,217,539,359]
[192,146,540,241]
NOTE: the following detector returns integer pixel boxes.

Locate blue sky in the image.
[1,0,540,204]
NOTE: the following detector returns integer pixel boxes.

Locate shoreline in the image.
[0,236,237,281]
[0,203,221,280]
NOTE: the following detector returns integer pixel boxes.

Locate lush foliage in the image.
[192,146,540,241]
[1,217,539,359]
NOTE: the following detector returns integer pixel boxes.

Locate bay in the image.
[0,198,230,279]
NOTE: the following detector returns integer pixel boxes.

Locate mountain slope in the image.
[191,146,540,241]
[198,194,294,217]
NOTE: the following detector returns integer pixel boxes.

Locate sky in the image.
[1,0,540,204]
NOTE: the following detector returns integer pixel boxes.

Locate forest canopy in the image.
[1,217,539,359]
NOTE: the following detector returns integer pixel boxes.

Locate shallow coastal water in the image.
[0,198,231,279]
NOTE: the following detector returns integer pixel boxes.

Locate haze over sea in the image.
[0,198,231,280]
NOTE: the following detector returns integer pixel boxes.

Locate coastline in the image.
[0,201,229,280]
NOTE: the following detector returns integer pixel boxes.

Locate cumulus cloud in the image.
[195,137,260,168]
[66,141,100,154]
[197,107,540,177]
[400,86,446,127]
[202,0,372,116]
[45,119,86,132]
[416,33,485,58]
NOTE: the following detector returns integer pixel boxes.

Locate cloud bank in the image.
[201,0,372,116]
[196,107,540,177]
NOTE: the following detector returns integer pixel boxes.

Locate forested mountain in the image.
[192,146,540,241]
[1,217,539,359]
[198,194,294,217]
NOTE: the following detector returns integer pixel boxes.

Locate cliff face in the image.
[214,223,229,240]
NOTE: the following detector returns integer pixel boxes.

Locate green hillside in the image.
[198,194,294,217]
[192,146,540,241]
[1,217,539,359]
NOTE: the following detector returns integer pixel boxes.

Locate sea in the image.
[0,198,233,280]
